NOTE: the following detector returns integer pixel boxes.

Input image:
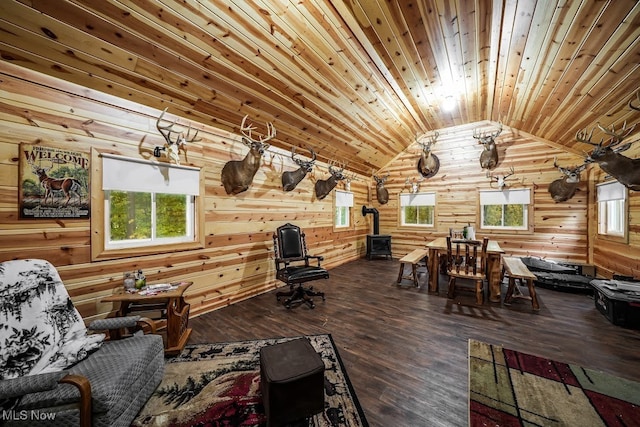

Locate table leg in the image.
[397,262,406,284]
[504,277,516,304]
[527,279,540,311]
[487,254,502,303]
[165,296,191,356]
[428,248,439,293]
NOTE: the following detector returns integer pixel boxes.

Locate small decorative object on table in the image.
[134,269,146,290]
[123,272,136,291]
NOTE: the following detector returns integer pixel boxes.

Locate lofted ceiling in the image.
[1,0,639,175]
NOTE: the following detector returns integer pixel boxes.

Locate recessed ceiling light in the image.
[442,96,455,112]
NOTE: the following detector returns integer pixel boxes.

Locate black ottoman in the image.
[260,338,325,427]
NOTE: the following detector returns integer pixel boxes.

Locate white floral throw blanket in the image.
[0,259,104,380]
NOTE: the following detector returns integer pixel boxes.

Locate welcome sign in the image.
[19,143,90,219]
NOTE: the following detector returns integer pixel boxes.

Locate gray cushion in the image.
[17,334,164,414]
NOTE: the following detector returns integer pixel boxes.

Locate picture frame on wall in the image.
[19,143,90,219]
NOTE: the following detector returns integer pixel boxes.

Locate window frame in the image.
[596,180,628,243]
[103,191,196,250]
[398,192,436,228]
[333,189,354,230]
[91,149,205,261]
[478,188,531,232]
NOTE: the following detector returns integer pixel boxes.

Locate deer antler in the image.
[240,115,276,145]
[292,146,316,166]
[373,173,389,184]
[575,127,600,146]
[597,121,636,148]
[156,107,200,147]
[503,165,515,180]
[473,122,502,141]
[417,131,439,150]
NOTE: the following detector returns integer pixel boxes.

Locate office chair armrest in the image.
[306,255,324,266]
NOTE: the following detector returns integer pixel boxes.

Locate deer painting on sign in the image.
[29,161,83,206]
[281,147,316,191]
[548,157,588,202]
[373,173,390,204]
[474,123,503,171]
[221,115,275,195]
[154,108,200,165]
[315,161,346,200]
[416,132,440,178]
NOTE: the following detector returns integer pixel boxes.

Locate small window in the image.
[479,189,530,230]
[105,191,194,249]
[597,181,627,238]
[334,190,353,228]
[400,192,435,227]
[91,151,204,260]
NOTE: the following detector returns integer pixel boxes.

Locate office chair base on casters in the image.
[277,285,325,309]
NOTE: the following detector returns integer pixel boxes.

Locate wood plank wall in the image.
[0,62,369,321]
[370,123,593,263]
[1,63,639,325]
[589,155,640,278]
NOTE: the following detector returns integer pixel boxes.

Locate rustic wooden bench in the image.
[397,249,429,288]
[502,256,540,311]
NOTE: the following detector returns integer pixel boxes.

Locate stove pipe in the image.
[362,206,380,235]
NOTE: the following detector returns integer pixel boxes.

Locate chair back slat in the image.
[446,236,488,277]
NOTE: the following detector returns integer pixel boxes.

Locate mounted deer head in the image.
[404,176,425,194]
[489,166,517,190]
[282,146,316,191]
[474,122,503,171]
[577,120,640,191]
[548,157,588,202]
[416,131,440,178]
[155,107,200,165]
[373,173,390,204]
[221,115,275,195]
[314,160,346,200]
[343,171,357,191]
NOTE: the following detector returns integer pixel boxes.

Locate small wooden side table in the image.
[103,281,193,355]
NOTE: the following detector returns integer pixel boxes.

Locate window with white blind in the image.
[91,151,204,260]
[479,189,530,230]
[399,192,435,227]
[334,190,354,228]
[597,181,627,238]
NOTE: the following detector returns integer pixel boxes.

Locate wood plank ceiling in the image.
[1,0,639,176]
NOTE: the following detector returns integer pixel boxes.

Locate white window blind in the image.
[480,188,530,205]
[400,192,435,207]
[335,190,354,207]
[597,181,625,202]
[101,153,200,196]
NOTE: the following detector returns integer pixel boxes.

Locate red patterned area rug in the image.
[469,339,640,426]
[132,334,368,427]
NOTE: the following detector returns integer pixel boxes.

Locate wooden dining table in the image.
[426,237,505,303]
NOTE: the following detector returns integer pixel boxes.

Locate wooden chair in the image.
[440,228,466,273]
[445,236,489,305]
[273,223,329,309]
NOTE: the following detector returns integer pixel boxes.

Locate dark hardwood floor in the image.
[187,258,640,426]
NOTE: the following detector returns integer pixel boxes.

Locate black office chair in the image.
[273,223,329,309]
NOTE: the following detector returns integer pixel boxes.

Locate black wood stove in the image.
[362,206,392,260]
